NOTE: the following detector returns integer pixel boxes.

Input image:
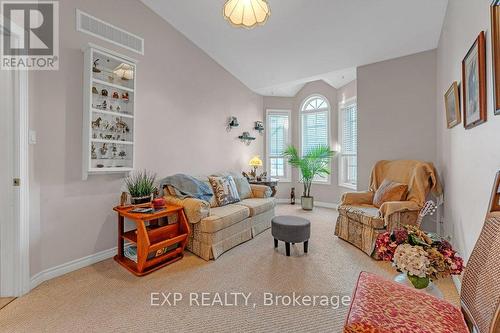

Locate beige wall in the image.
[357,50,438,190]
[436,0,500,260]
[337,80,357,105]
[263,80,353,204]
[29,0,263,276]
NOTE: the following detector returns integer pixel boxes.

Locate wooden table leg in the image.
[117,214,124,258]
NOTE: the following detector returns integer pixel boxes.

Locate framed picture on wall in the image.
[444,81,461,128]
[492,0,500,115]
[462,31,487,129]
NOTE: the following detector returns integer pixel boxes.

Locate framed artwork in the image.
[462,31,487,129]
[444,81,461,128]
[492,1,500,115]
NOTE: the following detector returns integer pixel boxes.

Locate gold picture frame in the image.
[444,81,461,128]
[462,31,487,129]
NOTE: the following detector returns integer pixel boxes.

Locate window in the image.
[300,95,330,183]
[338,98,358,189]
[266,110,291,182]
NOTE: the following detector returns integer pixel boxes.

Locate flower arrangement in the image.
[375,225,464,289]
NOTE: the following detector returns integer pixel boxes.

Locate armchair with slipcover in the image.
[334,160,442,256]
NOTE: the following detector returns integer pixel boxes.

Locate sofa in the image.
[335,160,442,257]
[163,172,275,260]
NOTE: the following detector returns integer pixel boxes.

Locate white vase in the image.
[394,273,443,299]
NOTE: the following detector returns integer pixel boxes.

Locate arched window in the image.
[300,95,330,183]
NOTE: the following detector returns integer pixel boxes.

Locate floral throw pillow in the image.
[208,176,241,206]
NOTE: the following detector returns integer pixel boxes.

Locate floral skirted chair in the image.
[335,160,442,257]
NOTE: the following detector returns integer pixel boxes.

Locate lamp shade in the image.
[113,63,134,80]
[223,0,270,28]
[249,156,263,167]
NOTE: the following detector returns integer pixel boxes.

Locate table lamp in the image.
[248,156,263,178]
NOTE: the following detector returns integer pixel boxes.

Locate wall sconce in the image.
[238,131,256,145]
[254,121,264,133]
[227,116,239,131]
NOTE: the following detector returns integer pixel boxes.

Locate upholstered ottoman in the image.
[271,215,310,256]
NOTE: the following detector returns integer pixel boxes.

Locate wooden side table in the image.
[113,204,190,276]
[249,178,278,197]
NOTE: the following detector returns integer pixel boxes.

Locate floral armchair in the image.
[335,160,442,256]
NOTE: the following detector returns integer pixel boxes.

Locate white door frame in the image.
[0,29,31,297]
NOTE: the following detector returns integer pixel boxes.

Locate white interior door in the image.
[0,66,18,296]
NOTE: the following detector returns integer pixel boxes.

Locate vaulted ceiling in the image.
[141,0,448,96]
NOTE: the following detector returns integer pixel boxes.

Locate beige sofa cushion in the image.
[199,204,250,233]
[236,198,276,217]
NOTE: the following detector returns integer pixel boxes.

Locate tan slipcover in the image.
[236,197,276,216]
[335,160,441,256]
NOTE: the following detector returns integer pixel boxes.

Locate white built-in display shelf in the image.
[82,44,137,180]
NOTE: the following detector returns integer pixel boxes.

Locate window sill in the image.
[338,183,357,190]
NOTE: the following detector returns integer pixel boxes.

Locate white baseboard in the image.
[276,199,338,210]
[30,246,121,290]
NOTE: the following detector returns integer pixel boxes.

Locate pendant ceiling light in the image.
[223,0,271,28]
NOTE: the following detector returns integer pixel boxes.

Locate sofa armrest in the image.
[164,195,210,224]
[250,184,272,198]
[340,191,374,205]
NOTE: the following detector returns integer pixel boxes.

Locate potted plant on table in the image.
[124,170,157,205]
[283,145,335,210]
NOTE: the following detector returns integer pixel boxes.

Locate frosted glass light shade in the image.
[249,156,263,167]
[223,0,270,28]
[113,63,134,80]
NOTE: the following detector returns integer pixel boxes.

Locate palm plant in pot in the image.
[283,145,335,210]
[124,170,157,205]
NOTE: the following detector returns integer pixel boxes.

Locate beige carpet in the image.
[0,298,15,310]
[0,205,459,332]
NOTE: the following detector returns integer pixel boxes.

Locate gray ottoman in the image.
[271,215,311,256]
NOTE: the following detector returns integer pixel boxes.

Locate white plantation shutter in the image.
[339,100,358,188]
[302,111,328,154]
[300,96,330,183]
[266,110,291,181]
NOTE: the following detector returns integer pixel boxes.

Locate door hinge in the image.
[13,178,20,186]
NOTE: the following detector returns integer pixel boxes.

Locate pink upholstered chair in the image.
[343,171,500,333]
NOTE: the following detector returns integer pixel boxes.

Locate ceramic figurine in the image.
[119,150,126,158]
[122,92,129,101]
[101,89,108,97]
[109,105,113,111]
[104,134,112,140]
[112,92,119,99]
[114,118,130,133]
[91,144,97,159]
[96,164,104,168]
[116,105,121,112]
[91,117,102,129]
[92,59,101,73]
[92,86,98,94]
[100,143,108,155]
[93,133,97,139]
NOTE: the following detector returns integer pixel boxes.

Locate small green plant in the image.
[125,170,157,198]
[283,145,335,197]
